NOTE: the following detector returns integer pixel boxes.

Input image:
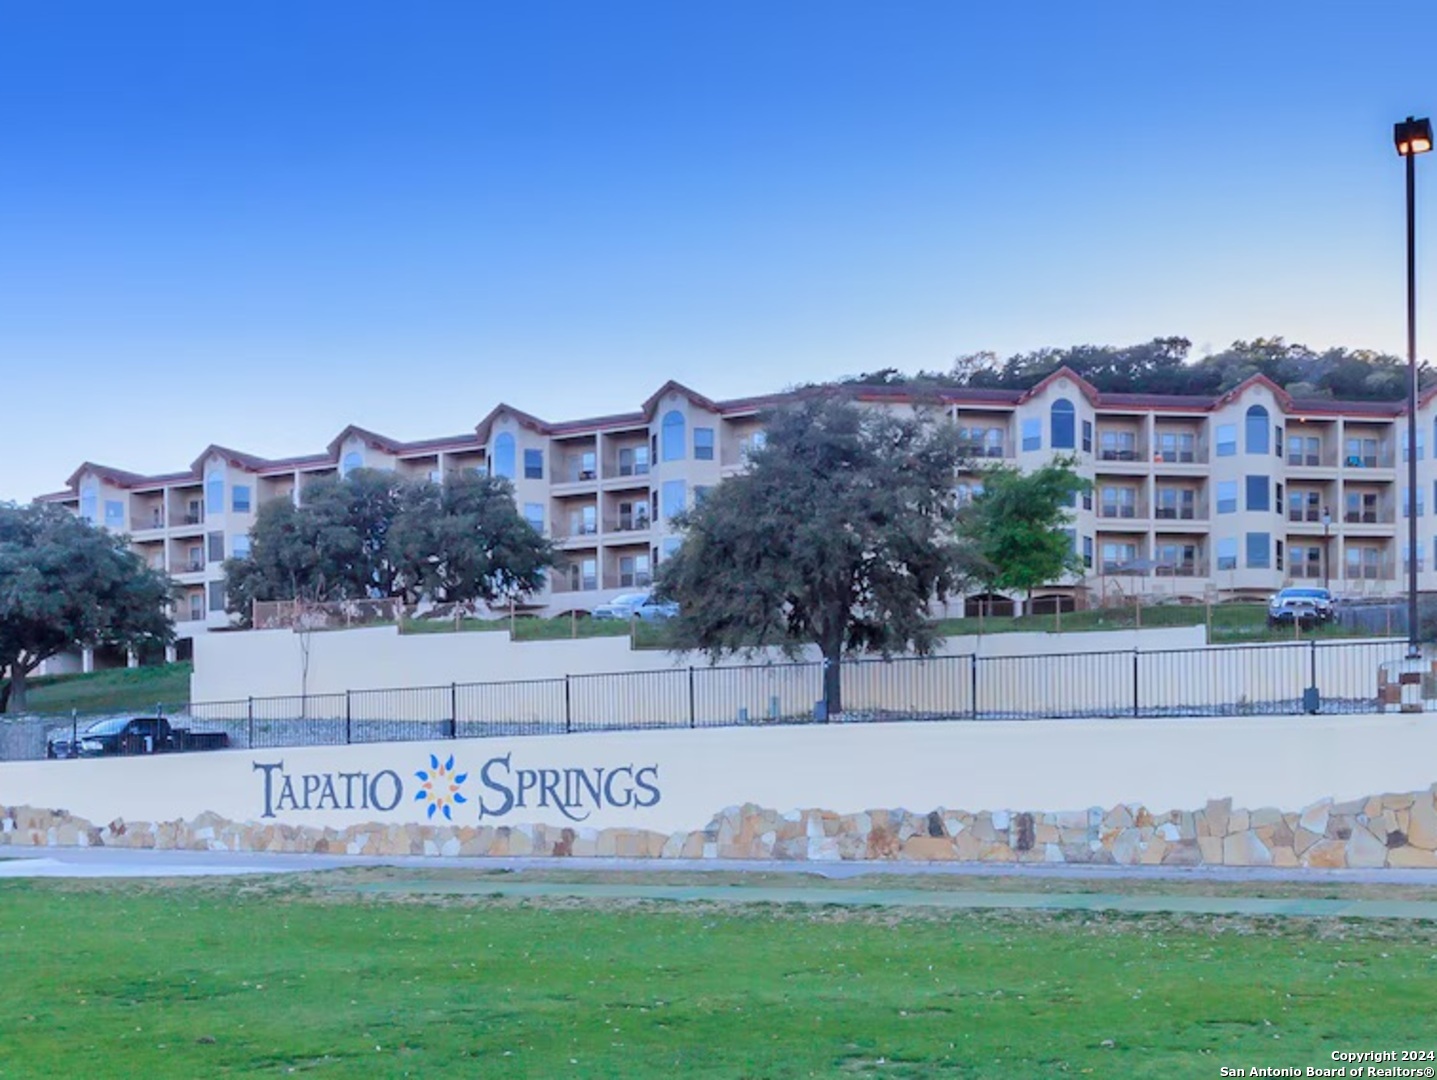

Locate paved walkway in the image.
[5,848,1437,918]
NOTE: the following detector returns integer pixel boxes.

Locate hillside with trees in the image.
[844,337,1435,401]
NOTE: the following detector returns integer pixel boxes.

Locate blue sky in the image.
[4,1,1437,500]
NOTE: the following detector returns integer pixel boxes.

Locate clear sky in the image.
[4,1,1437,501]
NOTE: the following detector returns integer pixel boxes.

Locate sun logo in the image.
[414,754,468,821]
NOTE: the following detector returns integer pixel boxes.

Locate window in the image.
[232,534,251,560]
[955,482,984,507]
[1021,418,1041,452]
[188,593,204,621]
[661,410,686,462]
[1082,535,1093,568]
[207,531,224,563]
[694,427,715,460]
[1292,545,1322,579]
[1275,539,1284,572]
[662,537,681,559]
[1081,420,1093,454]
[104,500,125,530]
[619,445,650,476]
[205,470,225,514]
[1245,405,1270,454]
[1156,542,1198,575]
[208,581,226,613]
[523,503,544,532]
[661,480,686,520]
[523,448,544,480]
[572,505,597,535]
[1274,426,1283,458]
[1245,532,1270,569]
[1216,480,1238,514]
[1099,430,1137,461]
[79,483,97,523]
[617,500,649,531]
[578,451,596,481]
[1245,475,1269,512]
[1154,487,1195,520]
[1404,429,1427,462]
[1288,490,1322,523]
[1404,486,1425,518]
[1101,541,1138,572]
[1050,399,1075,450]
[231,485,251,513]
[580,557,597,591]
[1347,546,1381,580]
[619,554,652,588]
[492,433,516,480]
[1216,424,1237,457]
[1405,542,1428,573]
[1217,537,1238,571]
[187,544,203,572]
[1155,431,1195,463]
[1082,489,1092,511]
[1062,527,1077,555]
[957,425,1006,457]
[1099,486,1137,519]
[1346,491,1379,523]
[1344,436,1378,468]
[694,485,712,505]
[340,452,362,479]
[1288,435,1321,466]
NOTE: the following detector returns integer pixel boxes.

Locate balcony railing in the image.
[611,463,651,479]
[1098,448,1141,462]
[550,576,600,594]
[1288,509,1326,523]
[1151,450,1199,464]
[958,442,1007,459]
[1343,454,1395,469]
[173,560,205,574]
[1153,506,1196,520]
[1343,509,1393,524]
[1289,564,1325,580]
[608,572,653,589]
[1099,505,1140,519]
[557,467,599,484]
[606,516,652,533]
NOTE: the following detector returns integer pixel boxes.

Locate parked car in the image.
[46,716,230,759]
[1266,587,1335,627]
[590,592,679,621]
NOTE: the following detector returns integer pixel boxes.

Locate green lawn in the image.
[17,662,192,715]
[1,873,1433,1078]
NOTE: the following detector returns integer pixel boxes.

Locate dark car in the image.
[46,716,228,759]
[1266,587,1335,627]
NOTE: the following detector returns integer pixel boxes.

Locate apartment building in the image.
[37,369,1437,655]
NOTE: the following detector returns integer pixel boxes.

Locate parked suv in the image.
[1266,587,1335,627]
[590,592,679,621]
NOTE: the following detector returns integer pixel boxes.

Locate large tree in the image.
[0,502,174,713]
[225,470,552,621]
[957,458,1089,610]
[654,394,978,714]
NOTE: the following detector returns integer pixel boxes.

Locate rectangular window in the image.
[619,445,650,476]
[618,554,652,588]
[1274,426,1283,458]
[523,503,544,532]
[1245,532,1270,569]
[581,557,597,591]
[104,500,125,529]
[1245,475,1269,512]
[232,485,252,513]
[1216,424,1237,457]
[1275,539,1284,572]
[694,485,712,505]
[232,534,251,559]
[1155,431,1196,463]
[208,581,226,613]
[1405,543,1428,573]
[1081,420,1093,454]
[577,451,597,481]
[1405,486,1426,518]
[1099,486,1137,518]
[1344,437,1378,468]
[693,427,715,460]
[1082,535,1093,568]
[1404,430,1426,462]
[1154,487,1195,520]
[1217,537,1238,571]
[187,544,203,572]
[1346,491,1379,523]
[1100,541,1138,572]
[661,537,681,559]
[207,531,224,563]
[1216,480,1238,514]
[1082,489,1092,511]
[523,449,544,480]
[1099,430,1137,461]
[1021,418,1041,452]
[661,480,686,520]
[1156,542,1198,575]
[188,593,204,621]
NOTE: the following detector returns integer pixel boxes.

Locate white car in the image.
[590,592,679,621]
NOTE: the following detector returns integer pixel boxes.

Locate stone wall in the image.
[6,786,1437,868]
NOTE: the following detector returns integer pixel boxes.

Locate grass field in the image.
[19,663,193,716]
[3,870,1434,1079]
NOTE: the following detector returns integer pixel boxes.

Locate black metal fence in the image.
[0,638,1420,762]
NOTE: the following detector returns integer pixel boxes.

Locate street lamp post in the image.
[1322,506,1331,592]
[1395,115,1432,657]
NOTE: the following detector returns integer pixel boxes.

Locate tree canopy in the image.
[653,395,979,714]
[224,470,553,621]
[956,458,1089,607]
[844,337,1433,401]
[0,502,174,713]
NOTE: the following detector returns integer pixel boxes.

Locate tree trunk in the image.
[822,641,843,717]
[7,668,27,714]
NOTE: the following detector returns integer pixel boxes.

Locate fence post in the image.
[449,682,458,739]
[1132,648,1140,718]
[564,674,572,734]
[345,690,352,745]
[246,696,254,748]
[688,667,696,729]
[969,655,979,721]
[71,709,77,755]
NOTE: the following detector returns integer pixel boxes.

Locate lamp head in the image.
[1396,116,1434,156]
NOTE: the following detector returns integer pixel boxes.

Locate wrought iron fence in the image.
[0,638,1421,762]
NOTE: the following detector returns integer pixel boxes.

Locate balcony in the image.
[606,515,652,534]
[1099,504,1141,520]
[555,466,599,485]
[605,572,653,589]
[1153,507,1198,521]
[172,560,205,574]
[958,442,1007,459]
[1343,453,1395,469]
[1288,508,1326,523]
[1098,448,1141,463]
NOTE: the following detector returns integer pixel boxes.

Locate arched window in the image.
[340,451,363,478]
[492,433,516,480]
[1245,405,1270,454]
[661,410,686,462]
[205,470,225,515]
[1050,398,1076,450]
